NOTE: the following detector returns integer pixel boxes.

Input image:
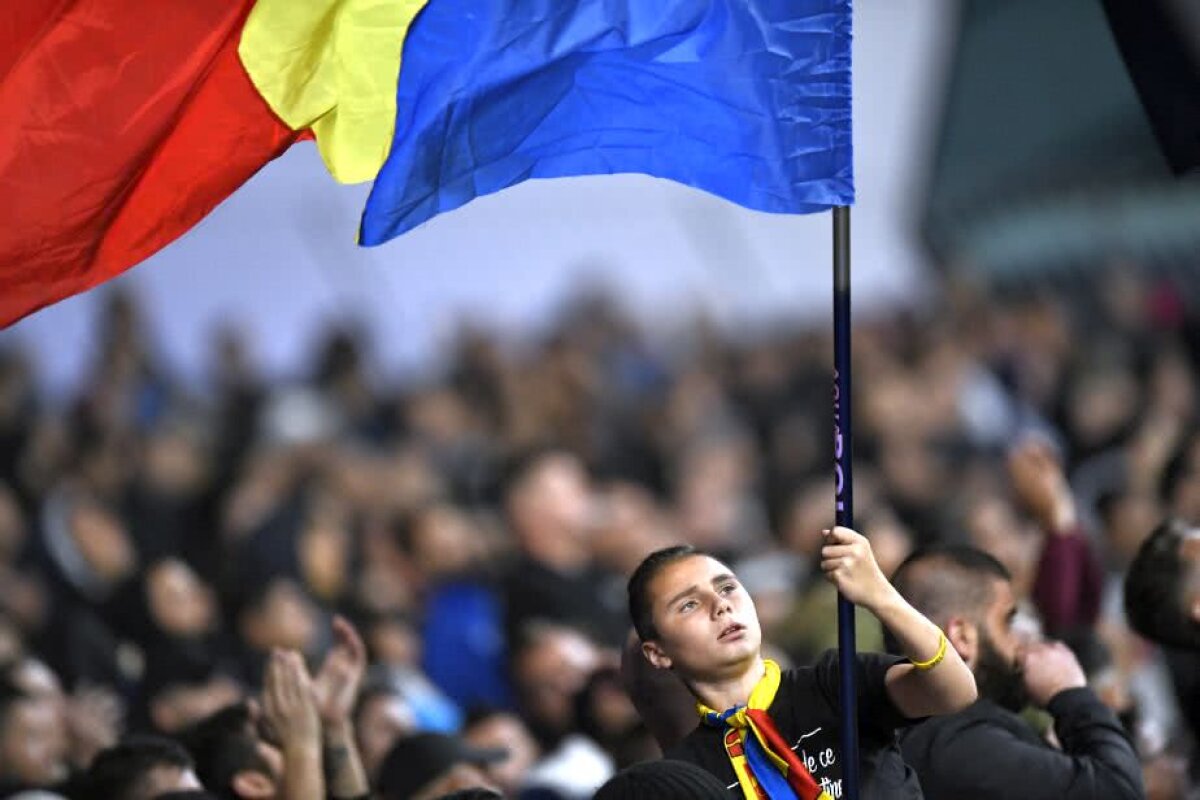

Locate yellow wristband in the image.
[910,631,947,671]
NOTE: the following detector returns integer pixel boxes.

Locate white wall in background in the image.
[2,1,953,397]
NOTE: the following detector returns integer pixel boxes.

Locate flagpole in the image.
[833,205,860,800]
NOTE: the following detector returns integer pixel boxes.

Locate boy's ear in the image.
[642,639,673,670]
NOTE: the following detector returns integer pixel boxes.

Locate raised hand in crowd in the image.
[1008,439,1077,535]
[312,615,370,799]
[263,649,324,800]
[1009,438,1105,637]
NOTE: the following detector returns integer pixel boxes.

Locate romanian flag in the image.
[0,0,300,327]
[361,0,853,244]
[0,0,427,327]
[0,0,851,327]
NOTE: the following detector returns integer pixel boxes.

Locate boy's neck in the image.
[687,655,767,713]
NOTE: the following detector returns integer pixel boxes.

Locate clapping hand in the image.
[263,649,321,752]
[311,615,367,732]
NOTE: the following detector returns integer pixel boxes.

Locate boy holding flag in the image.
[628,526,977,799]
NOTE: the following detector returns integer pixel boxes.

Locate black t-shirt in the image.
[666,650,923,799]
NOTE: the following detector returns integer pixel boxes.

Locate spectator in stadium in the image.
[0,675,68,796]
[351,682,415,783]
[1123,518,1200,752]
[461,709,540,797]
[185,617,369,800]
[501,450,627,646]
[630,531,977,799]
[893,545,1143,800]
[1124,518,1200,652]
[375,733,503,800]
[76,736,201,800]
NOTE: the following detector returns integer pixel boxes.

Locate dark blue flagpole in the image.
[833,205,860,800]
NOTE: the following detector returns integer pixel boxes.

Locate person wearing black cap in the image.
[595,759,731,800]
[375,732,506,800]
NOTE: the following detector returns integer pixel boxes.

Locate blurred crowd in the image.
[0,265,1196,799]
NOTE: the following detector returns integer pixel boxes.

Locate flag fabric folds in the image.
[0,0,853,326]
[238,0,430,184]
[0,0,300,328]
[360,0,853,244]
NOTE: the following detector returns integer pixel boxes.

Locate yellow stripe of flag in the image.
[238,0,429,184]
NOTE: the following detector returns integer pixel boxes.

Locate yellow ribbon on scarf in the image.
[697,659,833,800]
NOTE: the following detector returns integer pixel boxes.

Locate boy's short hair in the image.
[627,545,703,641]
[1124,518,1200,650]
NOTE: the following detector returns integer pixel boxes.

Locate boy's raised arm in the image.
[821,526,978,718]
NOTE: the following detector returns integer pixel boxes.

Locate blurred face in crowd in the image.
[8,659,70,734]
[409,505,483,581]
[464,713,539,795]
[0,695,68,786]
[879,436,944,509]
[507,453,593,554]
[239,580,318,655]
[407,388,473,447]
[782,480,835,558]
[967,496,1037,594]
[591,483,674,575]
[675,440,753,551]
[147,560,217,638]
[640,555,762,682]
[513,626,597,739]
[1066,366,1139,452]
[69,501,137,584]
[355,690,415,780]
[143,430,206,497]
[298,512,351,602]
[867,514,915,579]
[580,669,640,745]
[364,617,421,669]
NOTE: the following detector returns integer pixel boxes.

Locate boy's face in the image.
[642,555,762,680]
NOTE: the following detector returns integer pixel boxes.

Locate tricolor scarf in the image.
[697,659,833,800]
